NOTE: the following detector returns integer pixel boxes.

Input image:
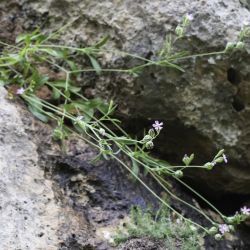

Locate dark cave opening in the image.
[120,116,250,217]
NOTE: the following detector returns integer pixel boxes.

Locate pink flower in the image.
[241,206,250,216]
[223,154,228,163]
[186,14,194,21]
[16,87,25,95]
[152,121,163,131]
[218,224,229,235]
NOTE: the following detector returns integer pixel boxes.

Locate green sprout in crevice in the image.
[1,14,250,241]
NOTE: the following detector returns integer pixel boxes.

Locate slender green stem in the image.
[151,172,215,224]
[111,154,208,233]
[174,176,225,218]
[1,31,230,234]
[176,50,225,61]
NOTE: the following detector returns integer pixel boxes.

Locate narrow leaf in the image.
[88,55,102,75]
[28,105,49,122]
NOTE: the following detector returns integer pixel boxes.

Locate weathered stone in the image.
[0,86,164,249]
[2,0,250,202]
[8,0,250,195]
[0,87,61,249]
[2,0,250,248]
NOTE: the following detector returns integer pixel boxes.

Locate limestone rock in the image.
[0,87,61,249]
[2,0,250,195]
[0,86,163,249]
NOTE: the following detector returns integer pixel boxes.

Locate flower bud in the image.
[148,129,156,138]
[175,26,184,37]
[174,170,183,178]
[77,121,86,130]
[225,42,235,52]
[146,141,154,149]
[53,128,64,140]
[204,162,215,170]
[214,149,224,158]
[182,153,194,166]
[229,225,235,232]
[99,128,106,136]
[189,225,197,232]
[142,134,153,143]
[184,14,193,23]
[215,157,224,163]
[183,154,189,164]
[236,41,245,49]
[215,234,222,241]
[208,226,217,235]
[225,216,235,224]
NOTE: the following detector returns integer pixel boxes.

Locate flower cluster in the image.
[141,121,164,150]
[182,153,194,166]
[175,13,194,38]
[225,24,250,52]
[208,205,250,240]
[204,149,227,170]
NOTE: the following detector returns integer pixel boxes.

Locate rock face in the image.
[0,87,60,249]
[0,87,99,249]
[1,1,250,194]
[0,86,163,249]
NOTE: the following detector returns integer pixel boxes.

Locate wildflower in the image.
[16,87,25,95]
[186,14,194,21]
[218,224,229,235]
[222,154,228,163]
[241,206,250,216]
[152,121,163,131]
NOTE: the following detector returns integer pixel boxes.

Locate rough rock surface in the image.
[0,86,164,249]
[1,0,250,247]
[0,87,60,249]
[1,0,249,195]
[0,87,101,249]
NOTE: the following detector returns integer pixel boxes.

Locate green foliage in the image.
[114,206,203,250]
